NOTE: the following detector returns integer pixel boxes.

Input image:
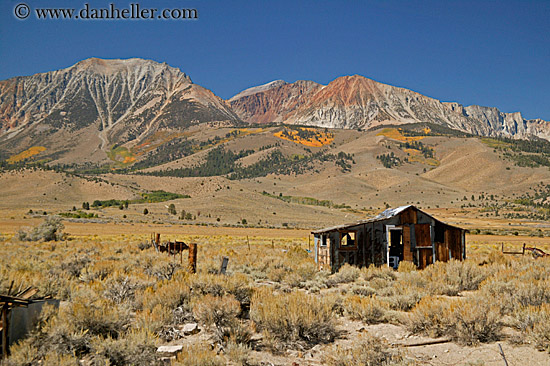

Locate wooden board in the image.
[400,207,417,224]
[415,224,431,247]
[445,228,463,260]
[403,225,413,261]
[435,242,449,262]
[418,248,433,269]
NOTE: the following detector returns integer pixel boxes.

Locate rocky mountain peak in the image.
[229,74,550,140]
[230,79,288,101]
[0,57,240,162]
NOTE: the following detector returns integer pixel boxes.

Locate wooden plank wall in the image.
[403,225,413,261]
[418,248,433,269]
[415,224,431,247]
[445,228,463,260]
[435,242,449,262]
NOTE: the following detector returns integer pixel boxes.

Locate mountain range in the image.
[229,76,550,140]
[1,57,549,165]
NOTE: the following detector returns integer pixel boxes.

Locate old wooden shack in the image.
[312,205,467,272]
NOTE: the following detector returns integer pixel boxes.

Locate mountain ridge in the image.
[0,57,240,163]
[1,57,550,168]
[229,74,550,141]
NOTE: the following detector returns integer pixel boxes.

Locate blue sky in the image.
[1,0,549,120]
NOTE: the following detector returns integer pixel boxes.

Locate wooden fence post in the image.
[2,305,8,359]
[220,256,229,275]
[188,243,197,274]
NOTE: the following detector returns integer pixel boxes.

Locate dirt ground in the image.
[165,317,550,366]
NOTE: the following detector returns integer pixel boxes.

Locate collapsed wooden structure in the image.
[150,233,197,273]
[312,205,467,272]
[1,286,58,359]
[501,242,548,258]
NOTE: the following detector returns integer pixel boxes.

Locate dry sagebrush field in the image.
[1,220,550,366]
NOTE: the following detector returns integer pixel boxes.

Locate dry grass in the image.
[250,287,337,349]
[323,333,408,366]
[1,230,550,363]
[343,294,390,324]
[407,296,502,345]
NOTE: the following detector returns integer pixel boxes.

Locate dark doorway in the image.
[388,228,403,269]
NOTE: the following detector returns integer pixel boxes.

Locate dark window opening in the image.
[340,231,356,247]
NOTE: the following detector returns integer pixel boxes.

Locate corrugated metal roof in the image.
[372,205,413,220]
[311,205,466,234]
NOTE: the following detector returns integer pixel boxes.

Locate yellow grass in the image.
[274,127,334,147]
[7,146,47,163]
[404,148,440,166]
[376,128,424,142]
[480,138,511,149]
[131,131,192,157]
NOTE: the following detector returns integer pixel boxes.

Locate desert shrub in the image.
[514,304,550,352]
[286,245,309,259]
[66,296,132,338]
[283,261,319,288]
[327,263,361,286]
[267,266,289,282]
[190,273,252,306]
[408,296,454,338]
[192,294,250,345]
[89,330,161,366]
[350,283,376,297]
[139,277,192,312]
[135,304,173,336]
[382,281,426,312]
[173,343,225,366]
[408,296,502,345]
[344,295,389,324]
[103,274,142,306]
[450,298,502,344]
[421,259,492,295]
[225,341,251,366]
[60,254,91,277]
[5,344,80,366]
[361,264,397,282]
[250,287,337,348]
[137,240,152,251]
[397,260,417,273]
[17,216,65,241]
[323,334,406,366]
[41,352,80,366]
[480,276,550,315]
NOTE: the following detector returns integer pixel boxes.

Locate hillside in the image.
[3,123,550,232]
[2,59,550,231]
